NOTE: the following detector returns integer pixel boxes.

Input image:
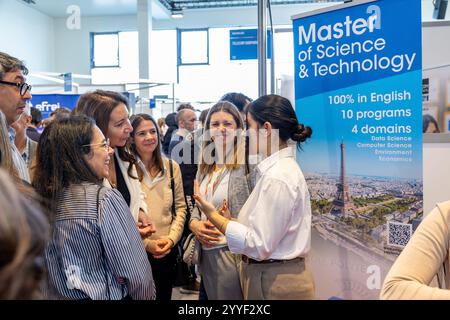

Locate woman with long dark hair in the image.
[194,94,315,300]
[33,115,154,300]
[128,113,187,300]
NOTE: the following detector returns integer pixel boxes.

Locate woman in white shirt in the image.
[194,94,315,300]
[189,101,253,300]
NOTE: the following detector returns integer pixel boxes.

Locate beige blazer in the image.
[140,158,187,246]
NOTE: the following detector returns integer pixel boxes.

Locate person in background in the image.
[177,103,195,112]
[381,201,450,299]
[27,106,42,142]
[50,107,71,121]
[0,52,32,183]
[199,109,209,130]
[423,114,440,133]
[0,169,49,300]
[41,108,72,129]
[194,94,315,300]
[190,101,253,300]
[162,112,177,156]
[220,92,252,122]
[11,104,38,170]
[129,113,187,300]
[33,115,155,300]
[157,117,168,141]
[73,90,154,238]
[168,108,197,157]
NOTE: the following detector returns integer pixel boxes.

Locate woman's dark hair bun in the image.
[291,124,312,143]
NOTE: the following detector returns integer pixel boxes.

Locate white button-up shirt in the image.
[225,146,312,261]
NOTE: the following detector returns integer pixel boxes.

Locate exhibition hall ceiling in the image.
[159,0,342,10]
[18,0,342,17]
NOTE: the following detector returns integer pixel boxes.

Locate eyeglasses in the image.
[82,138,110,152]
[0,80,32,96]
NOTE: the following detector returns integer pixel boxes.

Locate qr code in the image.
[387,221,413,248]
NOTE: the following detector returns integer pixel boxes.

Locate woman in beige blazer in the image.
[129,113,187,300]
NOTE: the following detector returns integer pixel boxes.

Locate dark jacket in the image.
[162,113,178,156]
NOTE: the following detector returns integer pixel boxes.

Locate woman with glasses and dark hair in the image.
[0,170,48,300]
[194,94,314,300]
[189,101,254,300]
[73,90,154,237]
[128,113,186,300]
[33,115,155,300]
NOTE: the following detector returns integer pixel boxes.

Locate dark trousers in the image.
[199,280,208,300]
[148,249,176,301]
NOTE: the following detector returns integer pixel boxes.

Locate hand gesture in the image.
[190,220,222,248]
[138,210,156,238]
[218,199,231,219]
[193,180,216,217]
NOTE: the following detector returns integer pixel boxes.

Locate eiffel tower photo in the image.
[331,141,354,217]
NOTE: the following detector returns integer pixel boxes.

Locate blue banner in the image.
[293,0,422,299]
[229,29,272,60]
[30,94,80,120]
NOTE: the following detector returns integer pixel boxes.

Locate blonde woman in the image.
[189,101,253,300]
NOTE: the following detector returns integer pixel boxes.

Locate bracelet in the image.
[219,219,228,234]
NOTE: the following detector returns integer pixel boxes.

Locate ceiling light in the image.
[171,9,184,19]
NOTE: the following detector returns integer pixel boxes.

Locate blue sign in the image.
[30,94,80,120]
[150,99,156,109]
[64,73,73,92]
[230,29,272,60]
[293,0,422,299]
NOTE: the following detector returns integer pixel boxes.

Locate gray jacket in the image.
[190,164,255,222]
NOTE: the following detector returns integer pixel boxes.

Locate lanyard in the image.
[203,167,228,198]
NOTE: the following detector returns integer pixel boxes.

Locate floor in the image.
[172,286,199,300]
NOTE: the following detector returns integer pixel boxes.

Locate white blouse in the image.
[225,146,312,261]
[200,168,230,250]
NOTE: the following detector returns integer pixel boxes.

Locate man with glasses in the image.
[0,52,32,182]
